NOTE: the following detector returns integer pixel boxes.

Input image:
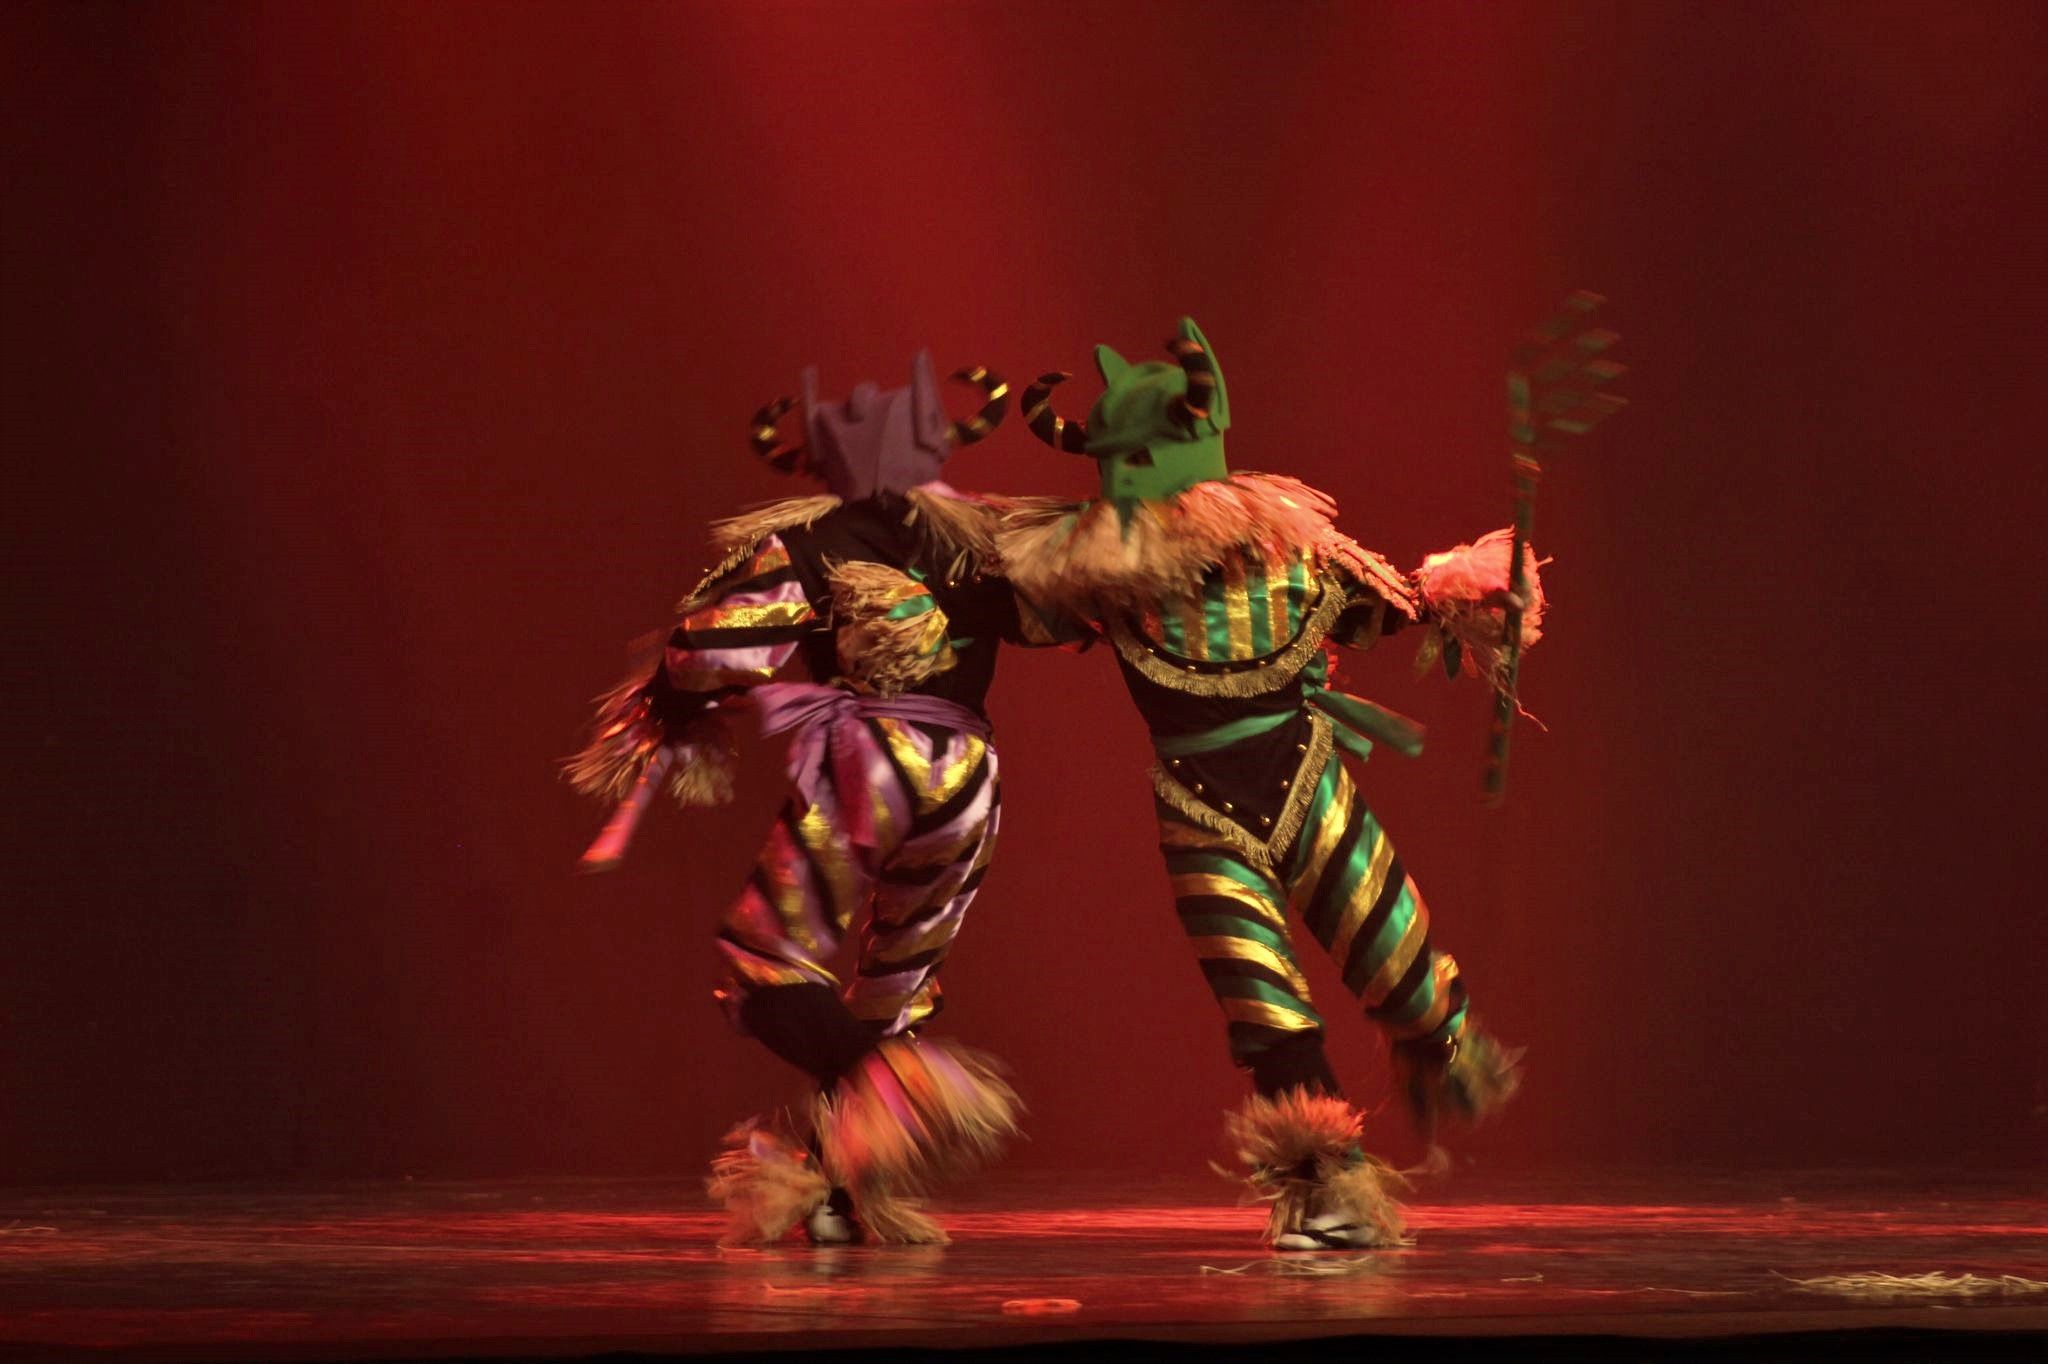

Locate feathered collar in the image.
[685,484,1003,608]
[997,472,1414,618]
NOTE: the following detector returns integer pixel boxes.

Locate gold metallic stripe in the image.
[1265,550,1294,649]
[744,541,792,577]
[877,720,988,814]
[1362,885,1432,1006]
[1221,556,1254,660]
[868,781,902,853]
[876,718,933,788]
[795,803,860,933]
[757,832,825,954]
[1187,934,1311,999]
[1327,826,1394,967]
[1220,996,1321,1033]
[1404,951,1460,1036]
[898,979,943,1025]
[1286,762,1355,921]
[1178,592,1209,662]
[1171,872,1288,931]
[927,735,987,809]
[685,599,813,631]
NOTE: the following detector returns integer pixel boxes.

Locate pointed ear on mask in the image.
[1094,344,1132,385]
[1177,317,1228,428]
[800,365,822,441]
[909,349,949,448]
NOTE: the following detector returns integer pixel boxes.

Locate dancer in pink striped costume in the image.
[570,353,1072,1246]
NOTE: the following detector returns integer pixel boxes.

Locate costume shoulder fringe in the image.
[680,493,844,608]
[902,485,1003,581]
[562,670,737,809]
[1225,1089,1411,1248]
[827,559,957,697]
[996,472,1412,617]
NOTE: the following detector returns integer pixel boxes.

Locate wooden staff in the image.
[1484,292,1626,805]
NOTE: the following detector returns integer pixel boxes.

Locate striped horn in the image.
[1166,336,1218,430]
[1020,371,1090,454]
[748,396,808,475]
[947,364,1009,446]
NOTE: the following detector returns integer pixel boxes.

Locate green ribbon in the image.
[1149,688,1426,764]
[1308,685,1426,761]
[1152,710,1293,757]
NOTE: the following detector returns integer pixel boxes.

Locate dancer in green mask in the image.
[1000,317,1597,1251]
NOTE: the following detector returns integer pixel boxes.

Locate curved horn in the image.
[1020,372,1091,454]
[748,395,808,475]
[946,364,1009,446]
[1165,336,1218,430]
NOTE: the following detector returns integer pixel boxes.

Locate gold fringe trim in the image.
[1149,713,1334,874]
[1108,572,1350,699]
[678,493,844,609]
[1225,1089,1410,1248]
[826,559,957,697]
[902,486,1002,582]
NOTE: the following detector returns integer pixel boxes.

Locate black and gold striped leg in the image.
[1283,757,1471,1051]
[1282,758,1517,1130]
[1159,800,1329,1088]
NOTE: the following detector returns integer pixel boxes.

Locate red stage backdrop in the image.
[7,0,2044,1183]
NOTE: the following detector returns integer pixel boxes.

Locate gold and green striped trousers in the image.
[1160,739,1470,1069]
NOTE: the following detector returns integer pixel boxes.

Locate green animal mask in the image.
[1023,317,1232,507]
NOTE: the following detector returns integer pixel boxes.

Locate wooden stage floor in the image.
[1,1168,2041,1361]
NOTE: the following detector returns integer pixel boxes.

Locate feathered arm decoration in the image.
[565,532,817,868]
[1412,528,1548,695]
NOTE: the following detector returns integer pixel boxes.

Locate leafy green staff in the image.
[1485,292,1626,805]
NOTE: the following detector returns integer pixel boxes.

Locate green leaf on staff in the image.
[1443,637,1463,679]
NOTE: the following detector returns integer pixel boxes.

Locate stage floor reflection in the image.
[2,1168,2041,1359]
